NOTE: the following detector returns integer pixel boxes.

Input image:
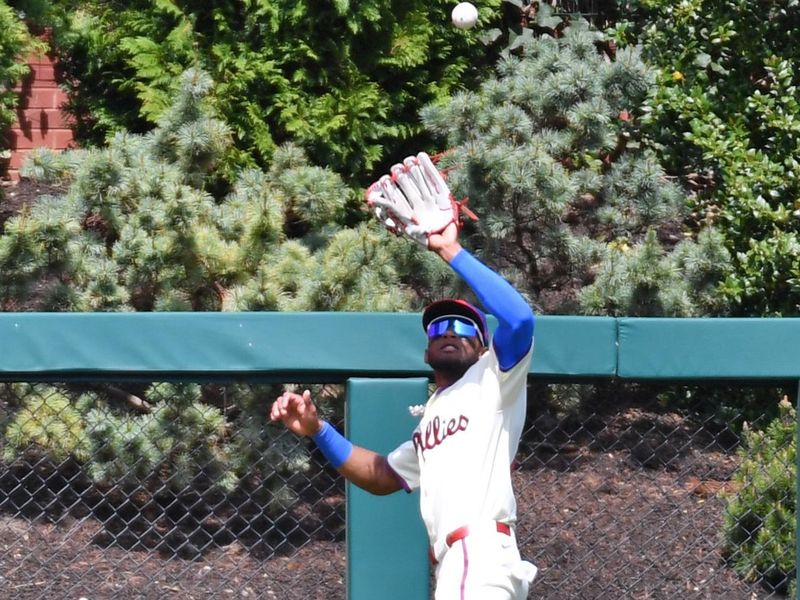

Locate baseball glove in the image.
[365,152,474,247]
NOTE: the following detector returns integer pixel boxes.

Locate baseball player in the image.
[270,154,537,599]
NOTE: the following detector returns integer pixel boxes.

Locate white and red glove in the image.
[365,152,472,248]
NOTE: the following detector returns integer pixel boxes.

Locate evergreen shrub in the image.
[722,396,797,595]
[420,11,731,316]
[3,386,90,462]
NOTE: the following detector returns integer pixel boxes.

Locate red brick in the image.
[15,108,74,129]
[26,62,58,83]
[6,37,74,180]
[15,87,68,110]
[7,127,74,150]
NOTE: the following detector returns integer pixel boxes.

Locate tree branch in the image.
[85,383,152,413]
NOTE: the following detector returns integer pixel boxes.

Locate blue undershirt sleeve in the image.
[312,421,353,468]
[449,249,534,371]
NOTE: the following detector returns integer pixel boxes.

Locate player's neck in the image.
[432,369,463,390]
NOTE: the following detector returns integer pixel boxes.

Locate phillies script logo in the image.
[412,415,469,456]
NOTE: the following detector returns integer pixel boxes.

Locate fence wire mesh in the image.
[0,380,794,599]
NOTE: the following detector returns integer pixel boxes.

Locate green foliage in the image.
[84,407,163,486]
[291,224,413,311]
[2,388,89,462]
[6,68,415,314]
[5,0,51,26]
[0,379,311,505]
[580,227,731,316]
[625,0,800,315]
[222,383,316,512]
[722,396,796,595]
[421,14,730,315]
[45,1,191,142]
[143,383,236,492]
[44,0,503,183]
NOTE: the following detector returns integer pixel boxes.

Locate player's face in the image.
[424,325,484,377]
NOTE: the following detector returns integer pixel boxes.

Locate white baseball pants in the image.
[433,526,537,600]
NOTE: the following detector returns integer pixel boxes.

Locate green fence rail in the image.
[0,313,797,599]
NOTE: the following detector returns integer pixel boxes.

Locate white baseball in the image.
[451,2,479,29]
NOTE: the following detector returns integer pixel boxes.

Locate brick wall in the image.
[6,47,74,182]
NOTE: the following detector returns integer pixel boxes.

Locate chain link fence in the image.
[0,380,794,599]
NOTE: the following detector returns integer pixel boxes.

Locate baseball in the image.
[451,2,478,29]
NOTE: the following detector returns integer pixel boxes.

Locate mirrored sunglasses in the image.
[426,316,485,345]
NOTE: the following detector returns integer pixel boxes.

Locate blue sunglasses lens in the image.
[427,318,480,340]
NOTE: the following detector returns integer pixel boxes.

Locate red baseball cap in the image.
[422,299,489,346]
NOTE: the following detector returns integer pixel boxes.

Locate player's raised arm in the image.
[367,152,533,370]
[428,224,534,371]
[270,390,403,496]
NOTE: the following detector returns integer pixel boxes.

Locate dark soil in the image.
[0,408,783,600]
[0,180,785,599]
[0,179,68,230]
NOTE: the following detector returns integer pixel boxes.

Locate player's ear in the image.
[423,347,430,365]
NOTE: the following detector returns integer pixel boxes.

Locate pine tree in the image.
[7,68,412,313]
[420,10,730,316]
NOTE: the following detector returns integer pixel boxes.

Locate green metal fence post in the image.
[346,377,431,600]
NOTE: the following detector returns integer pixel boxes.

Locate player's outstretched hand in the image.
[270,390,322,437]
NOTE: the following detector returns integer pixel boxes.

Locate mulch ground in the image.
[1,179,67,225]
[0,427,780,600]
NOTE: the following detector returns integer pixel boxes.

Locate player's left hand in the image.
[270,390,322,437]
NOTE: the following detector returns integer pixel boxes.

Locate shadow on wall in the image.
[5,43,74,182]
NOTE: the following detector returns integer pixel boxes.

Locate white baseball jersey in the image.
[387,341,533,558]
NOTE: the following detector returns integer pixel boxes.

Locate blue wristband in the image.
[312,421,353,468]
